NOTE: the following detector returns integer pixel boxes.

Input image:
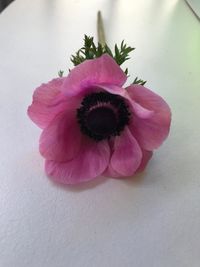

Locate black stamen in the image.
[77,92,130,141]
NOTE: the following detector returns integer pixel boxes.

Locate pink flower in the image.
[28,54,171,184]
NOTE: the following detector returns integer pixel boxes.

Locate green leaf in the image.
[124,68,129,75]
[132,77,146,86]
[104,44,113,57]
[58,70,64,77]
[70,35,135,68]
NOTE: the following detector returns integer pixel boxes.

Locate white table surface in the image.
[0,0,200,266]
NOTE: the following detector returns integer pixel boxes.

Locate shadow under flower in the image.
[49,175,108,192]
[49,171,147,192]
[122,172,146,187]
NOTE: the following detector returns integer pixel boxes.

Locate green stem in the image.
[97,11,106,46]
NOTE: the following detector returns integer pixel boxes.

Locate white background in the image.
[0,0,200,266]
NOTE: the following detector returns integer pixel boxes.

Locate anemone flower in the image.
[28,54,171,184]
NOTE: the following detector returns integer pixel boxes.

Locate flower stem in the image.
[97,11,106,46]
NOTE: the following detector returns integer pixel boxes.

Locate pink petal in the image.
[103,164,122,178]
[62,54,127,97]
[100,84,154,119]
[131,101,154,119]
[39,109,81,162]
[102,139,122,178]
[127,85,171,150]
[136,150,153,173]
[32,78,64,105]
[104,149,152,178]
[45,138,110,184]
[109,127,142,177]
[28,78,69,129]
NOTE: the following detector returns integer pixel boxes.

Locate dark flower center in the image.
[87,107,117,136]
[77,92,130,141]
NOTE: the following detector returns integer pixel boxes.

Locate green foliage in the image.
[114,41,135,65]
[58,70,64,77]
[132,77,146,86]
[59,35,146,84]
[71,35,134,68]
[71,35,113,66]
